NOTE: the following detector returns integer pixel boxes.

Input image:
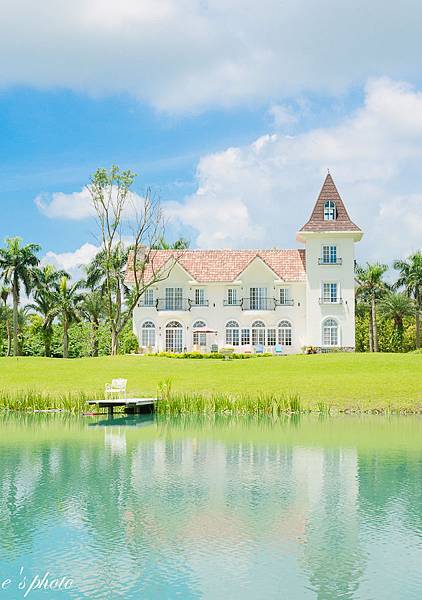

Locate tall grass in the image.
[156,379,304,416]
[0,389,101,413]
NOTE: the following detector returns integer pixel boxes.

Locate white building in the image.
[127,174,363,354]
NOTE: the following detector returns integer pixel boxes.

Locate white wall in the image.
[133,258,307,353]
[132,236,359,353]
[303,233,357,348]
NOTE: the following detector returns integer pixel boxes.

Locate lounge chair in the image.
[105,379,127,400]
[254,344,264,354]
[274,344,283,356]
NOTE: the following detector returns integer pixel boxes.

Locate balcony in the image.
[190,299,210,307]
[275,299,295,307]
[223,299,242,307]
[319,297,343,305]
[318,257,343,265]
[156,298,191,311]
[138,300,156,308]
[241,297,276,311]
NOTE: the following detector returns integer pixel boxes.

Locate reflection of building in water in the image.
[126,435,363,599]
[104,428,127,455]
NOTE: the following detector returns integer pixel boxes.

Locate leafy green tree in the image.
[80,289,105,357]
[394,251,422,349]
[378,292,416,351]
[0,285,12,356]
[49,276,83,358]
[28,264,67,357]
[87,166,170,354]
[85,242,129,355]
[356,263,388,352]
[0,237,40,355]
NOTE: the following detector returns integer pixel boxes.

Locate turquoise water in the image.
[0,413,422,599]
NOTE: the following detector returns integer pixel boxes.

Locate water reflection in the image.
[0,413,421,599]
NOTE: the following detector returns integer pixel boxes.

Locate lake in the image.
[0,413,421,599]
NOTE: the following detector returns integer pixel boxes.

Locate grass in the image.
[0,353,420,413]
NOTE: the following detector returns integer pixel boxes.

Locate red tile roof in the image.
[300,173,361,233]
[125,249,306,284]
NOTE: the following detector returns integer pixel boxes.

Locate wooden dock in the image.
[87,397,158,416]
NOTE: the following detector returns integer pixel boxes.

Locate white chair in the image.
[105,379,127,400]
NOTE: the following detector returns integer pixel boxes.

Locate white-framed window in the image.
[322,318,339,346]
[194,288,206,306]
[241,328,250,345]
[267,328,276,346]
[324,200,336,221]
[279,288,289,305]
[250,287,267,310]
[165,287,183,310]
[251,320,265,345]
[141,321,156,347]
[322,245,337,264]
[142,288,155,306]
[225,320,240,346]
[165,321,183,352]
[227,288,238,305]
[192,320,207,346]
[322,282,338,303]
[278,320,292,346]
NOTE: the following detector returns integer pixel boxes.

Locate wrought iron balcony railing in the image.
[275,299,295,307]
[156,298,191,311]
[318,257,343,265]
[223,299,242,306]
[189,299,210,307]
[318,297,343,305]
[138,299,156,308]
[241,297,277,311]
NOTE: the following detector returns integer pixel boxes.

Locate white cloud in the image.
[166,78,422,262]
[35,189,95,220]
[35,188,146,220]
[269,105,298,128]
[1,0,422,112]
[42,243,99,279]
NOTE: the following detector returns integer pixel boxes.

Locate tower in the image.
[296,174,363,350]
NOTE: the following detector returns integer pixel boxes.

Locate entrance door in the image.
[165,321,183,352]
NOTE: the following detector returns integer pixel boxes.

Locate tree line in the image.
[0,165,420,357]
[355,253,422,352]
[0,166,188,358]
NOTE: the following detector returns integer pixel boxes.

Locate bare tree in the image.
[87,165,177,355]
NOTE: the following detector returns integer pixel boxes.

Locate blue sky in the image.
[1,0,421,273]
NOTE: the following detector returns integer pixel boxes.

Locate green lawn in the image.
[0,353,420,409]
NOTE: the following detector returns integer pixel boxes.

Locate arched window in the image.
[322,318,339,346]
[251,320,265,346]
[324,200,336,221]
[141,321,156,348]
[278,320,292,346]
[166,321,183,353]
[192,320,207,346]
[225,320,240,346]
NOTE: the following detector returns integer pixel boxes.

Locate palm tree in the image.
[0,237,40,356]
[0,285,12,356]
[28,265,67,357]
[50,276,83,358]
[379,292,416,351]
[80,289,105,357]
[152,236,190,250]
[394,251,422,349]
[355,263,388,352]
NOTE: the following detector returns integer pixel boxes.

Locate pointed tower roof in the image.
[299,173,362,234]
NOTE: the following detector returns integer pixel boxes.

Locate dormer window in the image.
[324,200,336,221]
